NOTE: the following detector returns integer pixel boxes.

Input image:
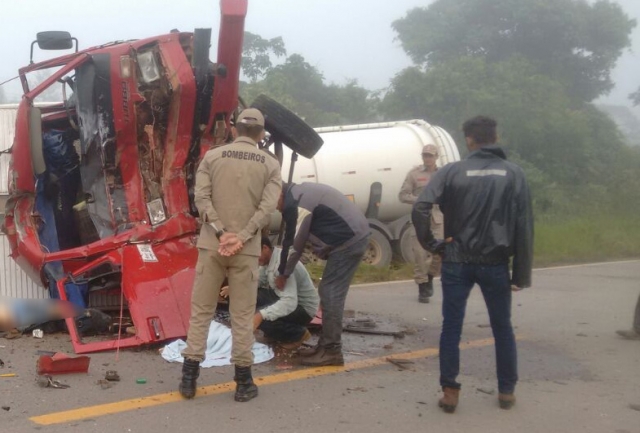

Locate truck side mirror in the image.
[30,31,78,64]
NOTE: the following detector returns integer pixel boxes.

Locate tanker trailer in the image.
[275,119,460,267]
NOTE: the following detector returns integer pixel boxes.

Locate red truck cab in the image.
[2,0,321,353]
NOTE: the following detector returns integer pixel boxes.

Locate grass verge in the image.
[304,214,640,284]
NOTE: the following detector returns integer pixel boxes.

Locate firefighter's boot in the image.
[234,365,258,402]
[418,283,430,303]
[426,275,435,297]
[179,358,200,399]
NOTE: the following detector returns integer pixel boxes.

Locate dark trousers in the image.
[439,262,518,394]
[318,235,370,351]
[257,289,312,343]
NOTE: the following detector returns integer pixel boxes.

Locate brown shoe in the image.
[298,343,320,357]
[616,329,640,340]
[299,347,344,366]
[278,329,312,350]
[498,393,516,410]
[438,387,460,413]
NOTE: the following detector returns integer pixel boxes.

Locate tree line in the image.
[240,0,640,219]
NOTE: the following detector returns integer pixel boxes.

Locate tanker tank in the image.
[273,119,460,267]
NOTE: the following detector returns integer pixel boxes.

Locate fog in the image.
[0,0,638,108]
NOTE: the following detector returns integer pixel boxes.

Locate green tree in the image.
[241,53,376,127]
[380,56,629,213]
[393,0,636,102]
[241,31,286,83]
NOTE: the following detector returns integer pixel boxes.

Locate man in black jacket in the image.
[412,116,533,413]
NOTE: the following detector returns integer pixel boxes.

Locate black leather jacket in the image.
[412,145,534,288]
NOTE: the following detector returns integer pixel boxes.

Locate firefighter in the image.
[179,108,282,402]
[399,144,443,303]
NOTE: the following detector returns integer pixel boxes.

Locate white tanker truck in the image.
[275,119,461,267]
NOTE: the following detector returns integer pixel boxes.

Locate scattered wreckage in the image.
[1,0,323,353]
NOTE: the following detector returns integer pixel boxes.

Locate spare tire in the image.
[251,94,323,158]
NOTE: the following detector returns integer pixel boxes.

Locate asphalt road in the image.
[1,260,638,433]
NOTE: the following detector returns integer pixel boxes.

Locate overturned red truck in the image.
[2,0,322,353]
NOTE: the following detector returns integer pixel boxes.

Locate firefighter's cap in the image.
[422,144,438,155]
[237,108,265,127]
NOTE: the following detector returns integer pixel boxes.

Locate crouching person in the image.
[253,237,319,349]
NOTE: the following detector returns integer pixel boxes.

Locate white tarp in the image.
[161,321,274,367]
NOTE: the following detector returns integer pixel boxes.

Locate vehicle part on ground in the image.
[36,352,90,375]
[343,318,405,338]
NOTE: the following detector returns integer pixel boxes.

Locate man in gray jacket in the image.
[254,237,319,349]
[413,116,533,413]
[276,182,370,366]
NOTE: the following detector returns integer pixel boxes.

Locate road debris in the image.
[0,329,22,339]
[344,318,405,338]
[32,329,44,339]
[0,373,17,378]
[346,387,367,392]
[96,379,114,390]
[105,370,120,382]
[37,352,90,375]
[37,375,70,389]
[476,387,495,395]
[2,406,9,411]
[386,358,415,370]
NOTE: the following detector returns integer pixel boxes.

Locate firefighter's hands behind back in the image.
[218,233,244,256]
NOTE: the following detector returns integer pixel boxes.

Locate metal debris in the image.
[37,375,70,389]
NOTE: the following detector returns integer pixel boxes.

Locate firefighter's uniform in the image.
[182,120,282,367]
[399,161,443,282]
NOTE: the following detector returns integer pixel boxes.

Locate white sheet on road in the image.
[161,321,274,367]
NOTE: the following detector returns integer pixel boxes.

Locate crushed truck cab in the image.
[2,0,322,353]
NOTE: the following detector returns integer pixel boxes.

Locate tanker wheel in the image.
[250,94,323,159]
[363,230,392,267]
[398,223,416,263]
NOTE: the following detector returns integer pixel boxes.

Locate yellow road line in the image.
[30,337,495,426]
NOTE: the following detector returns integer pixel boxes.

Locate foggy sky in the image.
[0,0,638,107]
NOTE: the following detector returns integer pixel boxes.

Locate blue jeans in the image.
[439,262,518,394]
[318,235,370,351]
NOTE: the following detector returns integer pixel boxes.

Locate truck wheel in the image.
[250,94,323,158]
[363,230,392,267]
[399,224,415,263]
